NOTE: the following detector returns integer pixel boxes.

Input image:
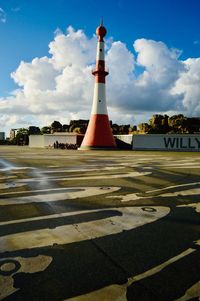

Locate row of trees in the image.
[10,114,200,145]
[10,120,135,145]
[46,120,137,135]
[138,114,200,134]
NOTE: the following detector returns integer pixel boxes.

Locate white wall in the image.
[43,135,76,147]
[115,134,133,145]
[30,133,200,151]
[29,135,44,148]
[132,134,200,151]
[29,134,78,148]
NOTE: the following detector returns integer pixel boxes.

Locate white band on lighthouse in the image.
[91,83,108,115]
[96,41,105,61]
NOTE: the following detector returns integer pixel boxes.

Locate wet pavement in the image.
[0,146,200,300]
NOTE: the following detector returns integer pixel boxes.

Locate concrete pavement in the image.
[0,146,200,300]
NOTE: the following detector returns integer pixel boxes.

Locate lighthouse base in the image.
[79,114,117,150]
[78,145,117,151]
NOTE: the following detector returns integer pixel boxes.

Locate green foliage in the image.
[41,126,51,134]
[28,126,41,135]
[51,121,63,132]
[12,128,29,145]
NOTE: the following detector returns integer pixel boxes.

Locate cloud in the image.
[134,39,184,87]
[1,25,200,135]
[194,40,200,45]
[172,58,200,115]
[0,7,6,23]
[49,26,96,69]
[0,27,95,133]
[106,38,185,116]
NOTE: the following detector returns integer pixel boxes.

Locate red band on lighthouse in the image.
[79,22,117,150]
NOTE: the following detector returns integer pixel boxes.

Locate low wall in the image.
[114,135,133,149]
[29,133,200,151]
[29,135,44,148]
[43,134,76,147]
[132,134,200,151]
[114,135,133,145]
[29,134,84,148]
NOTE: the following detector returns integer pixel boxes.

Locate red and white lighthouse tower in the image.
[79,21,117,150]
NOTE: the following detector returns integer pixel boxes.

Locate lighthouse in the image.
[79,21,117,150]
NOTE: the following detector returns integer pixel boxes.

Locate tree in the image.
[63,124,70,132]
[13,128,29,145]
[112,124,119,134]
[28,126,41,135]
[51,121,63,133]
[41,126,51,134]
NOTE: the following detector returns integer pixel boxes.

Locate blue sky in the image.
[1,0,200,96]
[0,0,200,134]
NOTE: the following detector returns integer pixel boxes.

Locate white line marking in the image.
[178,203,200,214]
[161,188,200,197]
[0,206,170,252]
[0,255,52,300]
[147,182,200,194]
[175,280,200,301]
[17,171,151,183]
[0,187,120,203]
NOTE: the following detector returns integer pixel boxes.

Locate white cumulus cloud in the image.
[49,26,96,69]
[107,38,185,115]
[172,58,200,115]
[0,25,200,135]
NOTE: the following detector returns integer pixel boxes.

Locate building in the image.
[0,132,5,141]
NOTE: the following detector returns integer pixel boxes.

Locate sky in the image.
[0,0,200,136]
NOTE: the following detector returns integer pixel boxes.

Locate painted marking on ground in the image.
[0,206,170,252]
[0,186,120,205]
[0,255,52,300]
